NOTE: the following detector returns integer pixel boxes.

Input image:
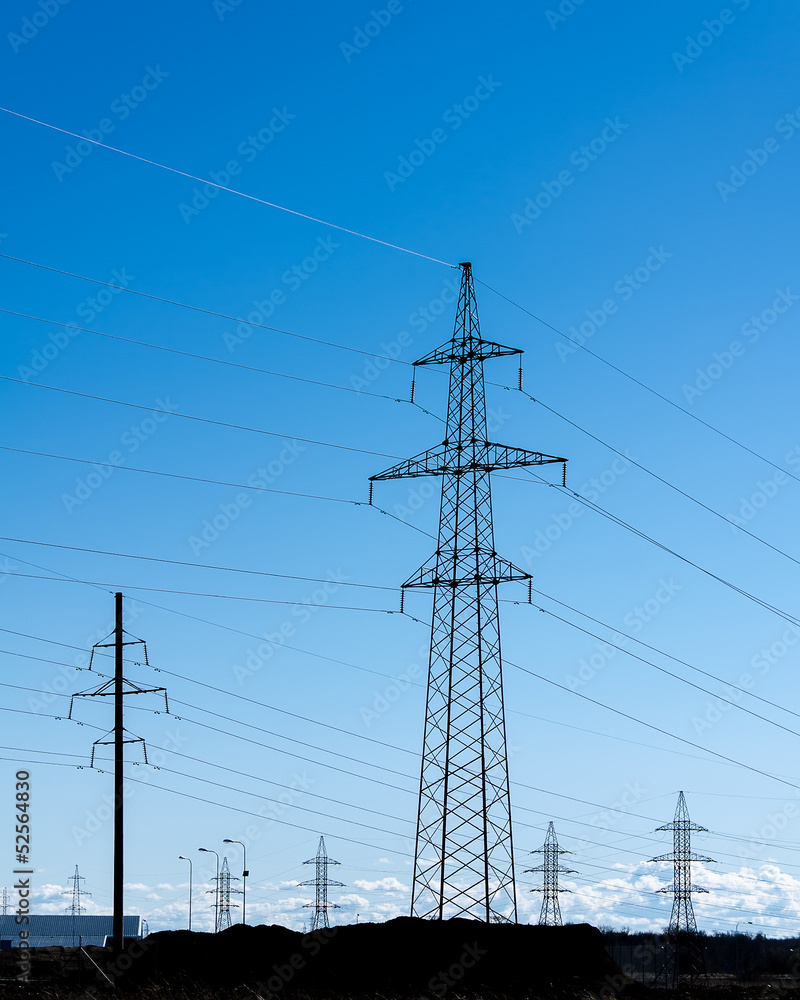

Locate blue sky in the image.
[1,0,800,935]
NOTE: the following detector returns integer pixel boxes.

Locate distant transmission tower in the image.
[650,791,714,987]
[1,887,9,915]
[63,865,92,946]
[216,857,240,931]
[300,836,344,930]
[371,262,566,922]
[525,822,575,926]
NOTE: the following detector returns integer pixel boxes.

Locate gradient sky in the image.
[1,0,800,936]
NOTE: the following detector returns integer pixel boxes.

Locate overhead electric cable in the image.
[0,112,455,268]
[519,389,800,568]
[478,277,800,485]
[0,375,398,460]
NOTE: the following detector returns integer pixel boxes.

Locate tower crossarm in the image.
[403,550,530,589]
[655,822,708,833]
[650,852,715,864]
[414,338,522,366]
[371,443,566,482]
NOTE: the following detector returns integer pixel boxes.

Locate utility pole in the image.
[300,836,344,930]
[70,593,168,953]
[371,262,566,922]
[525,822,575,926]
[650,791,715,987]
[114,592,123,953]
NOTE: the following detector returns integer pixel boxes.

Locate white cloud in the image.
[353,877,409,893]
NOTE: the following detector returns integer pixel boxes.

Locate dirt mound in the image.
[123,916,623,996]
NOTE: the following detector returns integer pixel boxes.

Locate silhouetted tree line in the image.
[600,927,800,980]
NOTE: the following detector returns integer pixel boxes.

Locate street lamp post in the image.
[198,848,220,932]
[178,856,193,931]
[223,839,248,926]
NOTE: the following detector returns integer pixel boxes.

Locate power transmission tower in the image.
[371,261,566,922]
[216,857,240,931]
[300,836,344,930]
[650,791,714,988]
[70,593,168,952]
[63,865,92,946]
[525,822,575,926]
[2,887,9,915]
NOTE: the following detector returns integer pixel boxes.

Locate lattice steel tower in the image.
[525,822,575,926]
[650,791,714,987]
[372,262,566,922]
[216,857,239,931]
[300,836,344,930]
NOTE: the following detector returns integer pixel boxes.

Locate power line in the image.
[0,570,405,613]
[477,278,800,486]
[0,444,435,540]
[520,390,800,569]
[523,600,800,741]
[530,587,800,724]
[0,112,455,268]
[0,306,434,410]
[507,657,800,794]
[0,534,397,593]
[0,375,398,460]
[526,472,800,630]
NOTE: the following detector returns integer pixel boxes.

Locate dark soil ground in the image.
[1,918,797,999]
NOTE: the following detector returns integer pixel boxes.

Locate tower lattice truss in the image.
[525,822,575,926]
[372,262,566,922]
[300,836,344,931]
[650,791,715,987]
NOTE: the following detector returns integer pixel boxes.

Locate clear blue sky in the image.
[1,0,800,935]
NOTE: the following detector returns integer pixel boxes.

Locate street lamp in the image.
[198,848,220,932]
[223,839,248,926]
[178,856,193,931]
